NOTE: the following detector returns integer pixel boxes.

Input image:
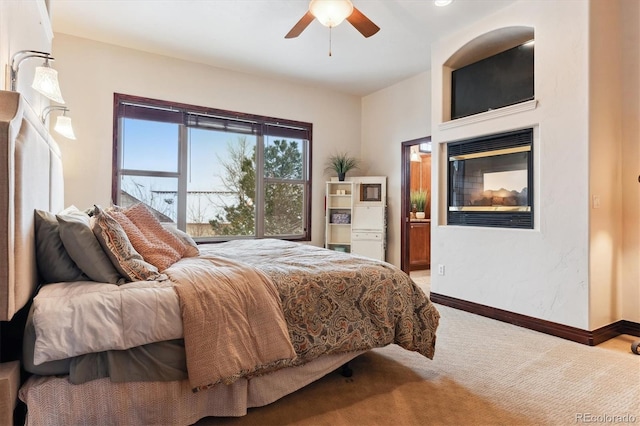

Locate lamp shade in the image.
[54,115,76,140]
[32,64,65,104]
[309,0,354,28]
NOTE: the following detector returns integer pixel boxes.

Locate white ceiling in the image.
[51,0,517,97]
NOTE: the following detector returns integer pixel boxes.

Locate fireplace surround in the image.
[447,128,533,229]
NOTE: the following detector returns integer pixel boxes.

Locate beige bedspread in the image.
[168,256,296,391]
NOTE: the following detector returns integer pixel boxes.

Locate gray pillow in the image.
[56,207,124,284]
[34,210,88,283]
[164,225,200,257]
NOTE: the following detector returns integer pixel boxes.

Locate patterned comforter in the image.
[199,239,439,363]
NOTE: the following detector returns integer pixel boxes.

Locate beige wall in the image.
[361,71,431,266]
[588,0,623,328]
[51,34,362,248]
[619,0,640,323]
[588,0,640,326]
[1,0,54,110]
[431,0,592,329]
[429,0,639,329]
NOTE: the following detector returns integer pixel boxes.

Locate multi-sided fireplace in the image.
[447,128,533,229]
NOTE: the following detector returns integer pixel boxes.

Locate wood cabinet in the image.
[409,220,430,270]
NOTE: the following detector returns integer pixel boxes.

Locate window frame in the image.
[112,93,313,242]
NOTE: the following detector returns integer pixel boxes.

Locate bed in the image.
[0,90,439,425]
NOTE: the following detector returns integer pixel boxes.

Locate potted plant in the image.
[324,152,360,181]
[410,190,427,219]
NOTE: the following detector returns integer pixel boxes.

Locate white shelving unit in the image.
[325,180,354,253]
[325,176,387,261]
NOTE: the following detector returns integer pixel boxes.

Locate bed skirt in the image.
[19,350,364,425]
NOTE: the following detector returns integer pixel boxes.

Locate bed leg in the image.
[340,362,353,377]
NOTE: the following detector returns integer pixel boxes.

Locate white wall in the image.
[0,0,54,110]
[361,71,431,267]
[430,1,592,329]
[51,34,362,248]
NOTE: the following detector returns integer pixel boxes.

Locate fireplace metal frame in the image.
[447,128,533,229]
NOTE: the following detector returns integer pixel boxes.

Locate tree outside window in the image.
[114,94,311,242]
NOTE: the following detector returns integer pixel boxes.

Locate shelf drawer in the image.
[352,232,382,241]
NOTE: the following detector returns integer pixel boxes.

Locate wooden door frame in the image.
[400,136,431,274]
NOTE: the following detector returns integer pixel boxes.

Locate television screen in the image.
[451,43,534,120]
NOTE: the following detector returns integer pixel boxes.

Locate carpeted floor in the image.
[199,302,639,426]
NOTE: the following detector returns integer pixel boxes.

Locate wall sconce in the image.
[42,106,76,140]
[10,50,65,104]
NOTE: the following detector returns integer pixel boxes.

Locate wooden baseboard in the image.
[430,292,640,346]
[619,320,640,337]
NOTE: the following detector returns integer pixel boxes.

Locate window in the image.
[113,94,312,242]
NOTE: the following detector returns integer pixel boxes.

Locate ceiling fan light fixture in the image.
[309,0,354,28]
[434,0,453,6]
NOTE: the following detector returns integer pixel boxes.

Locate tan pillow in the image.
[92,206,167,282]
[110,210,181,271]
[123,203,187,257]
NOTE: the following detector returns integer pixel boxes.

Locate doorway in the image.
[400,137,432,286]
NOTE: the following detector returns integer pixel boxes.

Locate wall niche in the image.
[442,26,535,124]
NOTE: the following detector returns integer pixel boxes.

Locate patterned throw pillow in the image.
[92,206,167,282]
[110,209,182,272]
[123,203,187,257]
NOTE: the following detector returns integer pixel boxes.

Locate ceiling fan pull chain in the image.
[329,27,333,57]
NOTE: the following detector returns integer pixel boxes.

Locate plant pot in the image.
[416,211,426,219]
[338,172,346,181]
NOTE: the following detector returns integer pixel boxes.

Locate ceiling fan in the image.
[285,0,380,39]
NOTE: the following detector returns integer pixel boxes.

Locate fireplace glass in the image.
[448,128,533,229]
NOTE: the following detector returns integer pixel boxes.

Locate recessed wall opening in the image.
[447,128,533,229]
[442,26,535,123]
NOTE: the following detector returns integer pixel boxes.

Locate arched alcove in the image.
[445,26,534,69]
[442,26,535,122]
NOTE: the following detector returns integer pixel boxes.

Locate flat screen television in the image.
[451,43,534,120]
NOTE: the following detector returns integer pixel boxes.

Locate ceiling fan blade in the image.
[285,11,315,39]
[346,6,380,38]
